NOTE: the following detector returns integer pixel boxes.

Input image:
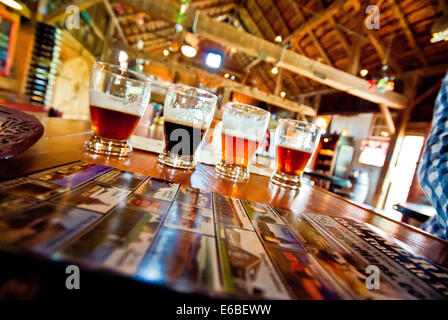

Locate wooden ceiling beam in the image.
[365,30,403,74]
[283,0,355,43]
[296,88,338,98]
[104,0,128,45]
[127,26,174,42]
[143,41,171,52]
[146,54,315,115]
[286,0,333,67]
[237,6,264,38]
[246,0,302,95]
[46,0,103,23]
[389,0,428,67]
[196,3,236,14]
[128,0,408,109]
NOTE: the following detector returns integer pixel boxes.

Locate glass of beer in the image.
[84,61,151,157]
[215,102,270,181]
[271,119,321,189]
[158,84,217,169]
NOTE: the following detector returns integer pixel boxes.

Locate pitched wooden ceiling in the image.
[69,0,448,103]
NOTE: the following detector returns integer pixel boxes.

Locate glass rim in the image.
[170,83,217,102]
[278,118,321,131]
[93,61,151,85]
[224,102,271,117]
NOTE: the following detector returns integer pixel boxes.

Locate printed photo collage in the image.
[0,161,446,300]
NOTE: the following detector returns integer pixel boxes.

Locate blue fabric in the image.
[417,73,448,240]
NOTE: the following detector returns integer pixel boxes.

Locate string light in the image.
[275,35,282,43]
[280,91,286,98]
[360,69,368,77]
[230,47,237,53]
[271,66,279,75]
[163,49,170,56]
[224,73,230,78]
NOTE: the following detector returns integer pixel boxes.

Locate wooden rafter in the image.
[46,0,103,23]
[127,26,174,42]
[127,0,408,108]
[389,0,428,67]
[147,54,315,116]
[285,0,333,66]
[104,0,128,45]
[283,0,356,43]
[244,0,302,96]
[365,30,403,74]
[237,6,264,38]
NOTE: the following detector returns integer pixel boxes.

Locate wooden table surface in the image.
[1,118,447,267]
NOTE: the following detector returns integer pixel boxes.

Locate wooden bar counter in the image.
[1,117,447,269]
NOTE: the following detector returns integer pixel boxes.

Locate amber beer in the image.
[89,91,143,141]
[221,133,259,167]
[276,145,312,176]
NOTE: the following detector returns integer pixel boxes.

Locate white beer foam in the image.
[222,116,267,141]
[90,90,145,116]
[221,128,259,142]
[164,107,213,129]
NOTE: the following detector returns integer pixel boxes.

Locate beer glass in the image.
[85,61,151,157]
[215,102,270,181]
[271,119,321,189]
[158,84,217,169]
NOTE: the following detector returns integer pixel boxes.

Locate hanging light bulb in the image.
[163,49,170,56]
[271,66,279,75]
[0,0,23,10]
[224,73,230,78]
[360,69,368,77]
[280,91,286,98]
[181,45,197,58]
[275,35,282,43]
[230,47,237,54]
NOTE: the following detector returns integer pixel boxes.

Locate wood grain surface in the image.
[1,118,447,267]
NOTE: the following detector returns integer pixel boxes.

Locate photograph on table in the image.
[56,206,164,275]
[241,200,285,225]
[309,214,448,299]
[264,245,347,300]
[164,203,214,236]
[54,182,131,214]
[216,225,290,299]
[0,192,38,215]
[0,177,68,201]
[175,185,212,209]
[135,177,179,202]
[94,168,148,190]
[213,194,253,231]
[137,227,220,293]
[29,162,112,188]
[0,203,100,254]
[253,221,305,251]
[125,194,172,216]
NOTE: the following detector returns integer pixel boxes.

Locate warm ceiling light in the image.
[163,49,170,56]
[230,47,237,53]
[275,35,282,43]
[137,40,144,50]
[181,45,197,58]
[224,73,229,78]
[360,69,368,77]
[230,75,235,80]
[280,91,286,98]
[0,0,23,10]
[205,52,222,69]
[271,66,279,75]
[118,50,128,69]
